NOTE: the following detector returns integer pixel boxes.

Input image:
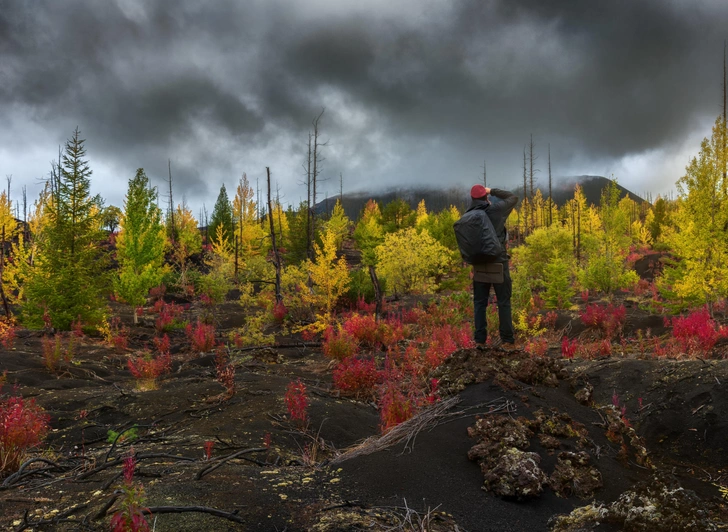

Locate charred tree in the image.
[267,167,282,303]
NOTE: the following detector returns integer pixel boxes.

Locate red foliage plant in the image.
[108,317,129,351]
[421,324,466,369]
[42,335,74,373]
[333,357,380,397]
[342,313,381,349]
[213,346,235,399]
[153,334,170,356]
[203,441,214,460]
[525,337,549,358]
[561,337,579,359]
[354,296,376,314]
[580,303,626,339]
[71,317,84,338]
[284,379,309,425]
[273,301,287,324]
[185,320,216,352]
[111,452,150,532]
[666,307,728,357]
[153,301,183,333]
[148,284,166,302]
[541,311,558,329]
[377,378,414,432]
[0,321,16,350]
[322,327,357,361]
[127,352,171,390]
[0,391,50,476]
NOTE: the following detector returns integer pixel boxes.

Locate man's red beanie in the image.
[471,184,487,199]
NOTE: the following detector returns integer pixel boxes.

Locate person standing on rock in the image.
[467,184,519,349]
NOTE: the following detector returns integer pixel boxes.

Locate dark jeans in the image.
[473,262,515,344]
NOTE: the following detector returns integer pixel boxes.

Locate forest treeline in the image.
[0,116,726,337]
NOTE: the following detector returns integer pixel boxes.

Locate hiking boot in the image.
[475,342,488,351]
[501,340,523,351]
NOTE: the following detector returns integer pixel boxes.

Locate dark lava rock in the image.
[482,447,548,500]
[549,451,603,499]
[549,474,719,531]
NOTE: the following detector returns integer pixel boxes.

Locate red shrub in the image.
[355,296,376,314]
[213,346,235,399]
[111,452,150,532]
[580,303,626,339]
[561,337,579,359]
[153,301,183,333]
[669,307,727,356]
[422,325,461,369]
[203,441,214,460]
[377,378,414,432]
[342,313,381,348]
[632,279,653,297]
[127,352,171,387]
[284,379,309,425]
[153,334,170,356]
[301,329,317,342]
[107,317,129,351]
[0,393,50,475]
[185,320,216,352]
[148,284,166,302]
[542,311,558,329]
[333,357,380,397]
[273,301,287,323]
[0,321,16,350]
[322,327,357,361]
[525,337,549,358]
[379,316,409,348]
[425,378,440,404]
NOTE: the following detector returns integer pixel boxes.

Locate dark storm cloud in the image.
[1,0,727,207]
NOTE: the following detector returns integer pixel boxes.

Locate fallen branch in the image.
[2,458,63,488]
[143,505,246,524]
[77,452,196,481]
[196,448,267,480]
[13,503,88,532]
[230,342,321,353]
[329,397,462,465]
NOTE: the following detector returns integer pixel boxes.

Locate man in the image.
[468,184,518,348]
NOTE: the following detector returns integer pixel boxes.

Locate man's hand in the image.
[484,187,491,195]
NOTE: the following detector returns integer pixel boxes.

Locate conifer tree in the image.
[304,228,350,331]
[167,203,202,294]
[284,203,311,265]
[323,199,350,250]
[232,174,267,258]
[209,184,234,247]
[661,116,728,306]
[115,169,167,323]
[23,128,107,329]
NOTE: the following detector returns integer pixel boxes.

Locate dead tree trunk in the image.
[368,265,383,318]
[0,227,11,319]
[267,168,282,304]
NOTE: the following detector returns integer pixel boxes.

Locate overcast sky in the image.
[2,0,727,216]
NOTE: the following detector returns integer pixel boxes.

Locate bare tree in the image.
[522,147,528,237]
[267,167,282,303]
[306,132,312,259]
[309,109,326,259]
[528,134,539,230]
[548,144,553,227]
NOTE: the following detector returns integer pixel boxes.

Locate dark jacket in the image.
[466,188,518,262]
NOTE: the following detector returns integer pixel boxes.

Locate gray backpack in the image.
[453,208,503,264]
